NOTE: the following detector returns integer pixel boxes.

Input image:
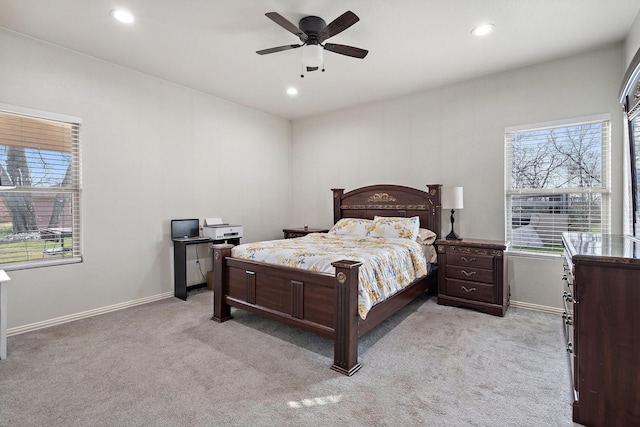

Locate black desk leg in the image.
[174,241,188,300]
[174,238,238,300]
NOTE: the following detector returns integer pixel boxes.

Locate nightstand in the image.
[436,238,509,316]
[283,227,330,239]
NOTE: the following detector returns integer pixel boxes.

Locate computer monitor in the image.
[171,219,200,239]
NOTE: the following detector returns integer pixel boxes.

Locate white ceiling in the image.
[1,0,639,120]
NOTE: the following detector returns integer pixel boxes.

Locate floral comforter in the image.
[231,233,429,320]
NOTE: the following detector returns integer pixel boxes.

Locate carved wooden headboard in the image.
[331,184,442,237]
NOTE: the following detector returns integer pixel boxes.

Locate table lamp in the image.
[442,186,463,240]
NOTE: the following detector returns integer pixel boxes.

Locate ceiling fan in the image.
[257,11,368,76]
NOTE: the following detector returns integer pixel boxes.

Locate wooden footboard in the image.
[211,244,364,375]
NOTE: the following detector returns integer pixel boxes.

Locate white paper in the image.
[204,218,223,226]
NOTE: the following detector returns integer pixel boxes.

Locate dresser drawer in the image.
[446,278,494,303]
[562,250,574,285]
[447,266,493,284]
[447,252,494,270]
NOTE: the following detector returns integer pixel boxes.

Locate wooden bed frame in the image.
[211,184,442,375]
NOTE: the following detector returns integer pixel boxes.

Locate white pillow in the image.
[417,228,437,245]
[368,216,420,240]
[328,218,373,237]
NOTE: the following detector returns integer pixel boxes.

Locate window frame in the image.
[505,114,611,255]
[619,48,640,237]
[627,117,640,236]
[0,103,82,270]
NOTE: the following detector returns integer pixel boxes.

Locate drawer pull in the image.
[461,285,476,293]
[461,270,477,277]
[461,256,476,263]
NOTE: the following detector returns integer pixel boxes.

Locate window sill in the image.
[2,256,82,271]
[505,249,562,260]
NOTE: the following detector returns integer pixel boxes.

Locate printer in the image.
[202,218,243,241]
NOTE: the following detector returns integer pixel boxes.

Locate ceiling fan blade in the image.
[256,44,302,55]
[265,12,308,42]
[323,43,368,59]
[318,11,359,41]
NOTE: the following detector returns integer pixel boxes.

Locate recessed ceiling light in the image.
[286,87,298,96]
[472,23,494,36]
[111,9,134,24]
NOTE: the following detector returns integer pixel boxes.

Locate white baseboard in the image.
[510,300,563,315]
[7,292,174,336]
[8,293,560,337]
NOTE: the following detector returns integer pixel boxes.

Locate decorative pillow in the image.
[368,216,420,240]
[417,228,437,245]
[328,218,373,237]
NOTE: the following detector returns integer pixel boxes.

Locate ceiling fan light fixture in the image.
[472,23,494,36]
[302,44,323,68]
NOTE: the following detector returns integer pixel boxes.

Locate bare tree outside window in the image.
[506,118,610,253]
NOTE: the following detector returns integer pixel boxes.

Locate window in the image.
[505,115,610,253]
[0,105,81,268]
[620,48,640,237]
[628,117,640,236]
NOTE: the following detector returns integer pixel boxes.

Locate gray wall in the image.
[0,22,635,331]
[0,29,292,330]
[291,44,626,312]
[625,12,640,66]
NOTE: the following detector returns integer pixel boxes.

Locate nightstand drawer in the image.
[447,266,493,284]
[284,231,307,239]
[283,227,330,239]
[447,252,494,270]
[446,278,494,303]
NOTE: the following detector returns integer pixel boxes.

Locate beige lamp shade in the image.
[442,187,463,210]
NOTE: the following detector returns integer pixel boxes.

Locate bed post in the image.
[211,244,234,322]
[426,184,442,238]
[331,188,344,224]
[330,259,362,376]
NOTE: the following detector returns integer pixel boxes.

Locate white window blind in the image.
[505,115,610,253]
[0,107,81,268]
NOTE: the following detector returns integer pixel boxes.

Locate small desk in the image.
[0,269,11,360]
[172,237,240,300]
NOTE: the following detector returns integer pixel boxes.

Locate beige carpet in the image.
[0,289,579,426]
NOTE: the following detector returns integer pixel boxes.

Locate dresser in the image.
[562,232,640,427]
[436,238,508,316]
